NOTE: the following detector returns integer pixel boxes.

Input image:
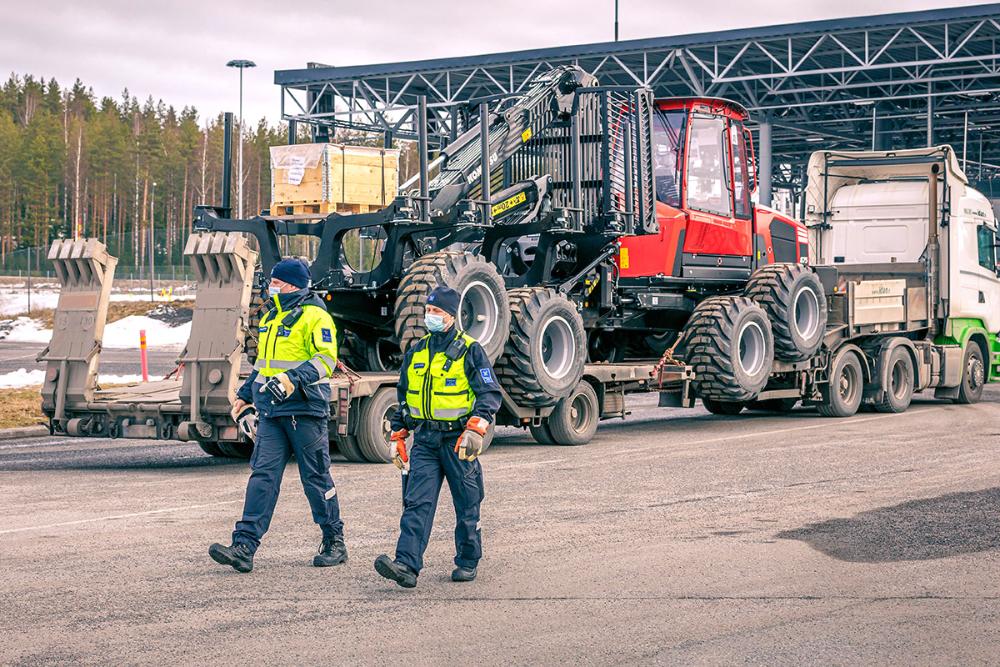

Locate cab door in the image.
[681,114,753,280]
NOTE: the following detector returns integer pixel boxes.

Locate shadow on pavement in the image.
[777,487,1000,562]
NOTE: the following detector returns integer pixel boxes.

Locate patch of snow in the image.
[102,316,191,349]
[0,368,149,389]
[1,317,53,343]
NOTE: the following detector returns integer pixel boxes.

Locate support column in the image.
[875,107,893,151]
[287,119,297,146]
[926,84,935,147]
[758,114,772,207]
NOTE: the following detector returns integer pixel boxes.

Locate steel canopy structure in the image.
[275,4,1000,207]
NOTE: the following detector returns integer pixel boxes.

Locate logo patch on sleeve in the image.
[479,368,496,384]
[258,326,267,333]
[321,328,332,343]
[445,377,457,387]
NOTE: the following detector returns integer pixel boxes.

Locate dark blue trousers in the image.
[394,427,484,573]
[233,415,343,553]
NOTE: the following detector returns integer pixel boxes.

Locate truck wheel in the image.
[340,331,400,372]
[529,423,557,445]
[496,287,586,407]
[218,441,253,458]
[684,296,774,402]
[818,350,864,417]
[874,346,915,413]
[702,398,746,415]
[956,343,986,404]
[198,441,228,457]
[333,435,368,463]
[546,381,600,445]
[744,264,826,362]
[746,398,798,412]
[355,387,398,463]
[394,250,510,362]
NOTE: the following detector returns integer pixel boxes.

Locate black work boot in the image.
[374,554,417,588]
[451,566,477,582]
[209,542,254,573]
[313,535,348,567]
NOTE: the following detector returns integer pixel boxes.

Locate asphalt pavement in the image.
[2,389,1000,663]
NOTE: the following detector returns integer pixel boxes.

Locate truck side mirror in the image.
[743,127,757,193]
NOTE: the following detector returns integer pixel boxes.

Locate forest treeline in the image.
[0,73,417,271]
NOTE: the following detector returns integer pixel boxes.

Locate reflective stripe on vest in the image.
[405,333,477,422]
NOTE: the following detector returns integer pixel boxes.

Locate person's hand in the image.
[455,417,489,462]
[234,405,258,442]
[259,373,295,404]
[230,399,249,422]
[391,429,409,470]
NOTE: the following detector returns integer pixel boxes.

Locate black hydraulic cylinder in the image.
[222,112,233,216]
[480,101,491,223]
[417,96,429,221]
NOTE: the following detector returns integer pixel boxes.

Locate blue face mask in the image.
[424,313,447,333]
[268,286,281,298]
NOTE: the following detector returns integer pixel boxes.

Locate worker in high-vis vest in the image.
[209,258,346,574]
[374,286,501,588]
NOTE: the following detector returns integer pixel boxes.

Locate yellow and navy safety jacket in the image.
[236,289,338,418]
[405,332,478,422]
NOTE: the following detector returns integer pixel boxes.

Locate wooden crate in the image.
[270,143,399,211]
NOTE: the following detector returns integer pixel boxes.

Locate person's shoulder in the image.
[302,303,334,323]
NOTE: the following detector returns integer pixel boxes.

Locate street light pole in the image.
[226,59,256,220]
[149,181,156,302]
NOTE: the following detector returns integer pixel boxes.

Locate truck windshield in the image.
[652,110,686,208]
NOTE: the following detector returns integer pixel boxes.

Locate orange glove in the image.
[455,416,489,462]
[391,429,409,470]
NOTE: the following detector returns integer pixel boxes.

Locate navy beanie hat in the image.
[427,286,461,316]
[271,258,311,289]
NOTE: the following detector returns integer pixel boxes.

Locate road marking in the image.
[0,500,241,535]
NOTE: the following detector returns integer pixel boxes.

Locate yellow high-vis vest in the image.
[405,333,477,421]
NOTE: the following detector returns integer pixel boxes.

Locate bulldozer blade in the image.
[38,238,118,434]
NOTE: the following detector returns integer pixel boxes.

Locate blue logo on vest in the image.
[413,362,426,369]
[321,328,332,343]
[480,368,495,384]
[278,327,290,337]
[258,326,267,333]
[445,378,457,386]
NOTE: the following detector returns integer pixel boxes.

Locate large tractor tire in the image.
[243,287,267,366]
[339,330,400,372]
[217,441,254,458]
[702,398,746,415]
[394,250,509,361]
[683,296,774,402]
[496,287,586,408]
[744,263,826,362]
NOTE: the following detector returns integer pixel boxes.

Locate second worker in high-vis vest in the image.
[209,258,347,574]
[374,286,501,588]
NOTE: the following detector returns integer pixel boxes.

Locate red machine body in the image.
[616,98,808,281]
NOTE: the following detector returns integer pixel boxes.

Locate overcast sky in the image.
[0,0,981,125]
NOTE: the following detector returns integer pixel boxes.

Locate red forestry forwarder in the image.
[187,65,826,453]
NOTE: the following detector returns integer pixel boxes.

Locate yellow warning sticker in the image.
[521,127,533,143]
[491,191,527,217]
[620,247,630,269]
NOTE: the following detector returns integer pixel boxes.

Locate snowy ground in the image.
[0,285,196,316]
[0,368,147,389]
[0,316,191,349]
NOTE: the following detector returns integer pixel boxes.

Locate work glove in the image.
[232,404,258,442]
[259,373,295,405]
[455,416,489,462]
[391,429,409,470]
